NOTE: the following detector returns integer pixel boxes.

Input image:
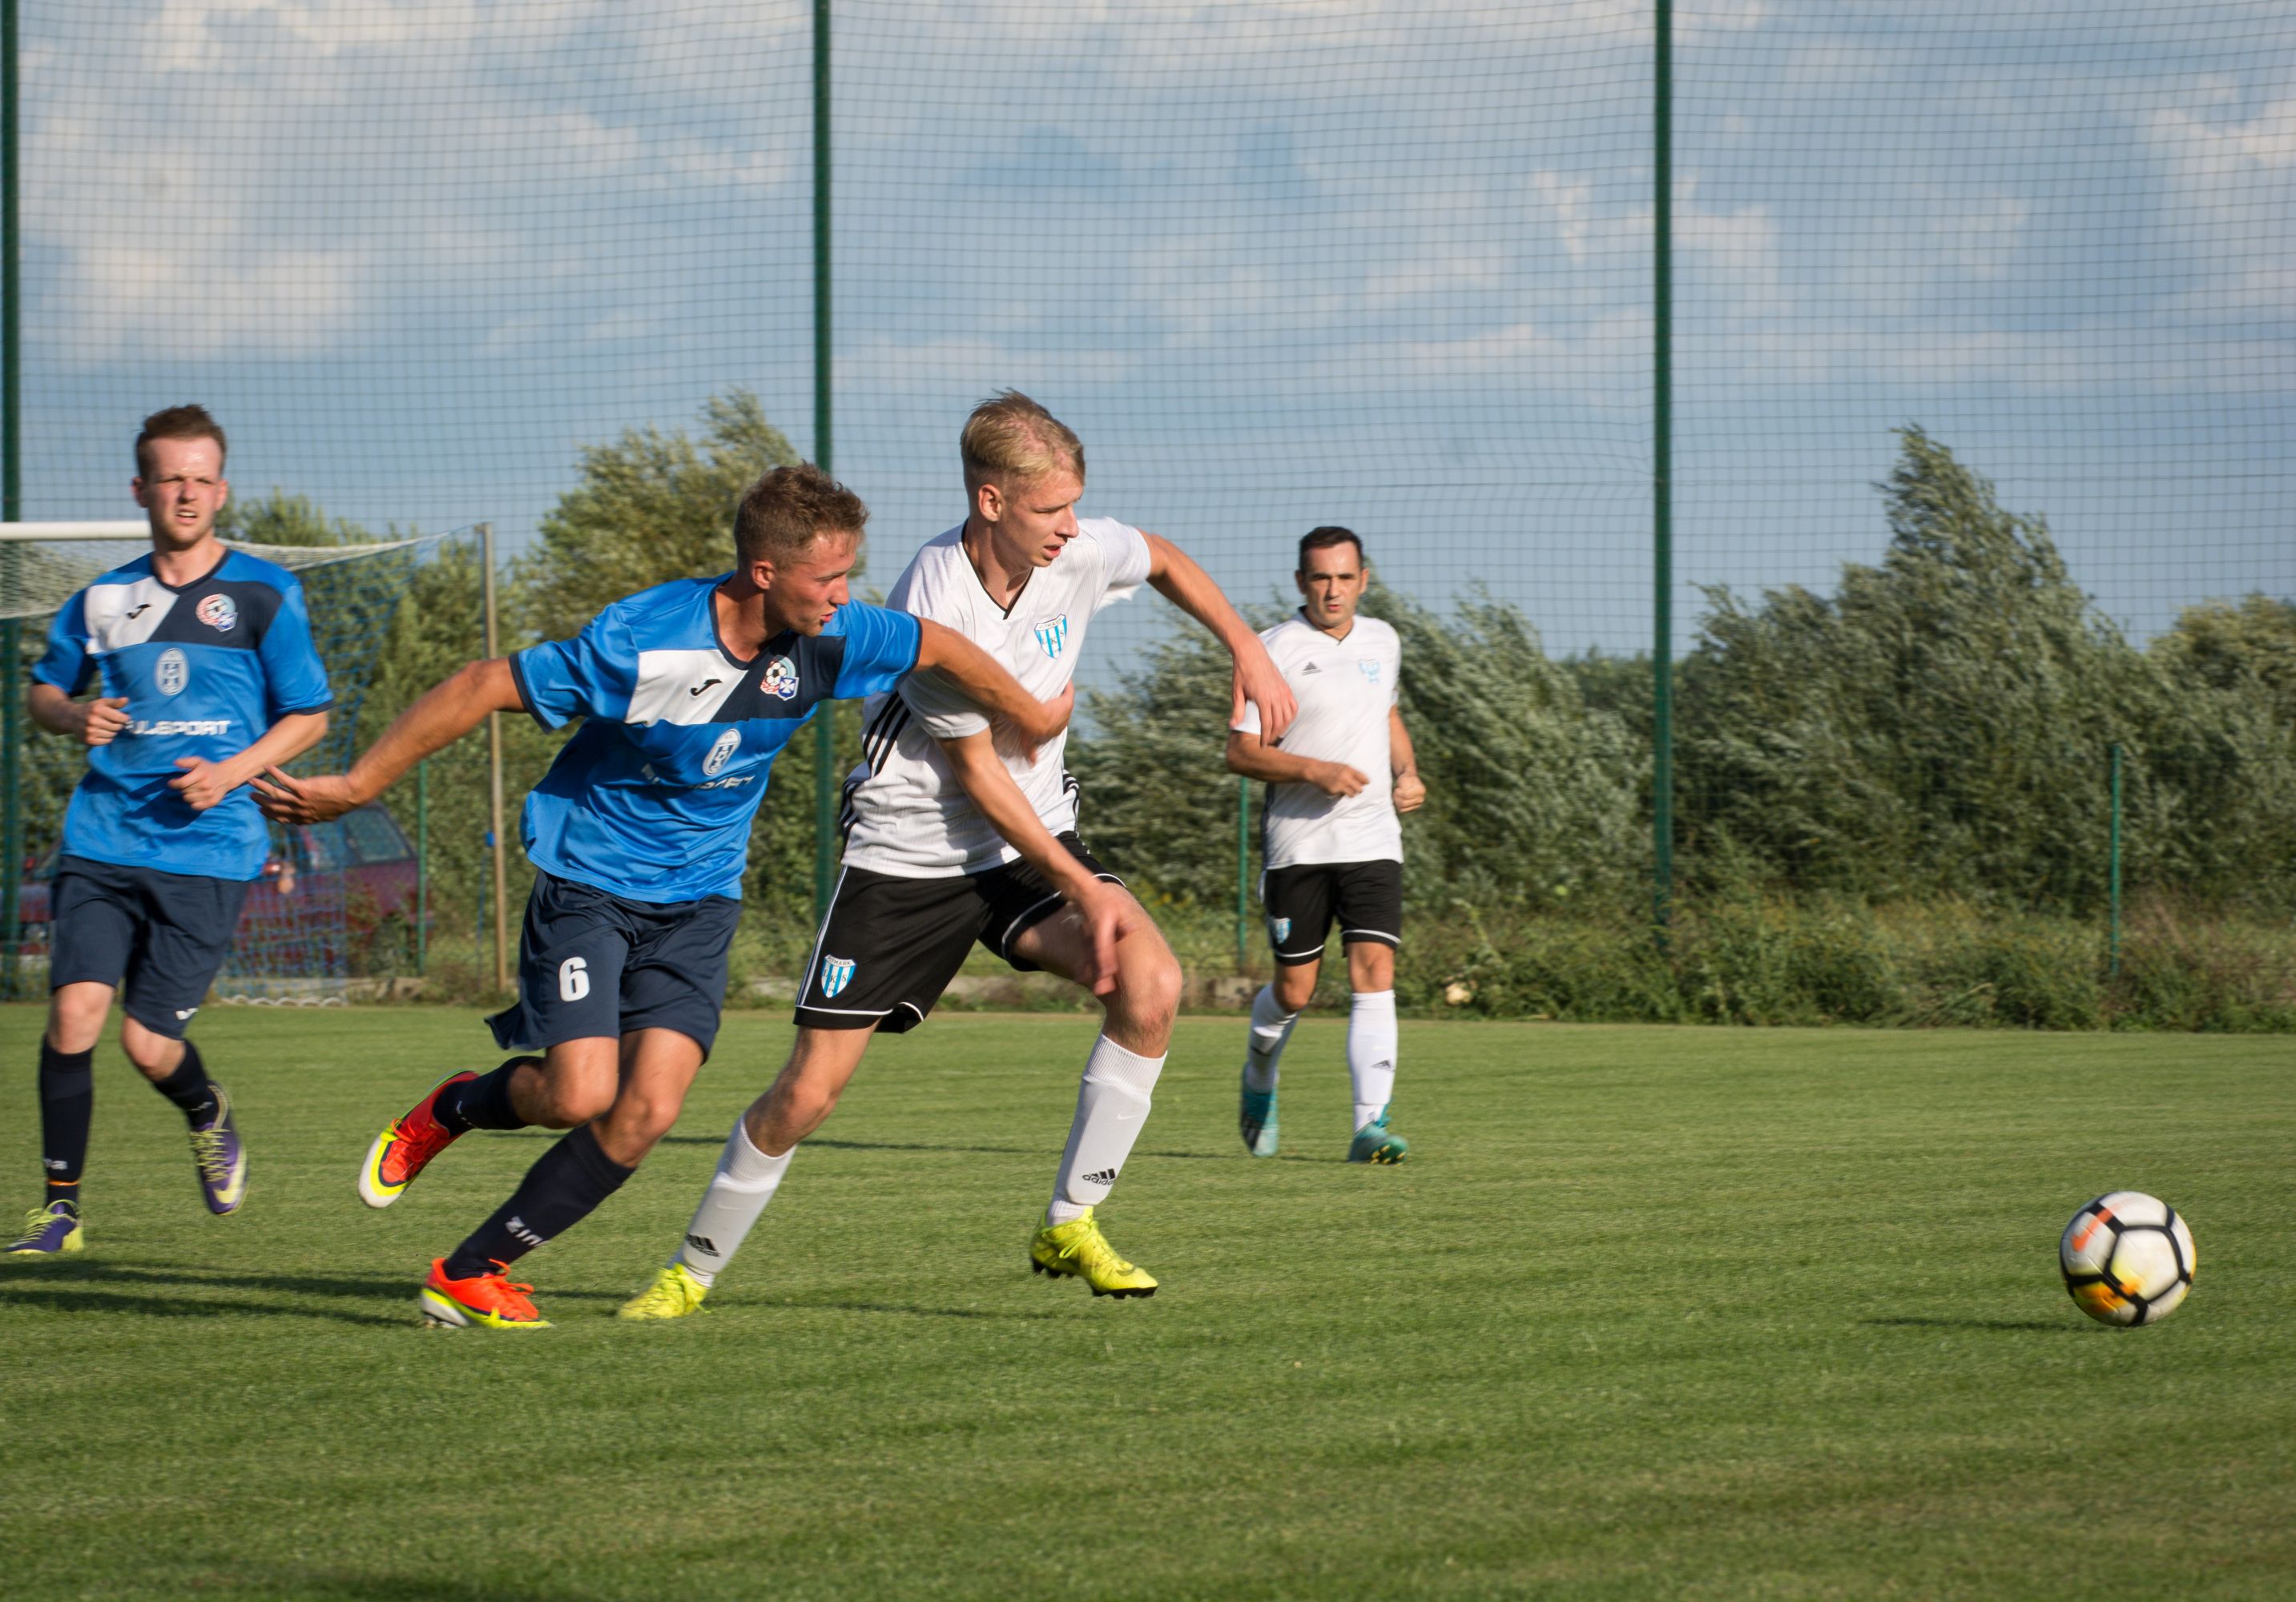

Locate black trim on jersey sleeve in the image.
[274,695,336,717]
[507,649,554,731]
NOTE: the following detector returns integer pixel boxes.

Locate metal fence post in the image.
[1235,775,1250,972]
[1651,0,1675,942]
[2109,742,2124,979]
[811,0,837,926]
[480,521,509,995]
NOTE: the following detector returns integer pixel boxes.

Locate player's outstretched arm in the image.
[170,708,331,812]
[913,618,1073,752]
[1142,533,1296,739]
[1225,728,1368,799]
[27,682,130,747]
[254,658,523,823]
[938,731,1131,994]
[1389,706,1426,813]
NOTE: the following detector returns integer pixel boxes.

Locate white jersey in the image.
[840,516,1154,877]
[1234,612,1402,870]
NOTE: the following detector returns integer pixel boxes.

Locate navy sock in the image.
[152,1040,219,1125]
[444,1124,634,1281]
[432,1059,535,1134]
[38,1041,95,1210]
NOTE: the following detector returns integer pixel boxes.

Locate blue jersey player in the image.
[255,464,1070,1328]
[7,406,334,1258]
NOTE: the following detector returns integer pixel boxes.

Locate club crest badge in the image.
[155,647,190,698]
[821,955,856,1000]
[1270,916,1291,943]
[703,728,741,776]
[763,654,800,701]
[1034,615,1069,661]
[1357,658,1381,685]
[196,594,238,632]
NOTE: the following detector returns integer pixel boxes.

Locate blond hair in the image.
[960,390,1085,494]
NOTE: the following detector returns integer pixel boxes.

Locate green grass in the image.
[2,1008,2291,1601]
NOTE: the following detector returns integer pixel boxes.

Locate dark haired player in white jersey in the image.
[1228,526,1425,1163]
[8,406,334,1257]
[256,465,1067,1329]
[618,391,1296,1317]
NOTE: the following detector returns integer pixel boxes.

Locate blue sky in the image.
[14,0,2291,682]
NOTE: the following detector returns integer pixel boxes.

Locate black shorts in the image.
[1260,859,1404,967]
[48,855,253,1039]
[795,835,1121,1034]
[485,869,743,1057]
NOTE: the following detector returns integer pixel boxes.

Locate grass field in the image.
[2,1007,2291,1601]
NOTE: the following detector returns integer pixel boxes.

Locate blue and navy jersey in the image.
[512,575,922,903]
[33,548,334,881]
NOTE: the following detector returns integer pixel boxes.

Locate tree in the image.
[518,389,804,642]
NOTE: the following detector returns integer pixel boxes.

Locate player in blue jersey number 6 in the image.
[255,465,1075,1329]
[8,406,334,1258]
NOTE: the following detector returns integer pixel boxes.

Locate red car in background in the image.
[11,803,425,960]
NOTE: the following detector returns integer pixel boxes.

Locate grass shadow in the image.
[736,1296,1070,1322]
[0,1281,409,1327]
[1861,1316,2079,1334]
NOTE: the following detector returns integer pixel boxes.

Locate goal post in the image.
[0,521,476,1005]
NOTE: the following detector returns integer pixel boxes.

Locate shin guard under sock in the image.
[445,1123,633,1280]
[38,1042,95,1209]
[674,1118,794,1286]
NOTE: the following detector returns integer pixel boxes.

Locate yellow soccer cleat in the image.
[616,1262,711,1321]
[1029,1207,1158,1299]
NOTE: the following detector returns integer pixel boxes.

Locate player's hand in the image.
[1309,761,1369,799]
[168,756,240,811]
[1392,769,1427,813]
[78,696,131,747]
[1232,638,1296,741]
[252,766,360,823]
[993,682,1073,767]
[1068,876,1138,996]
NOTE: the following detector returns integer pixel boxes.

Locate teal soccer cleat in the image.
[1346,1105,1408,1165]
[1239,1073,1279,1157]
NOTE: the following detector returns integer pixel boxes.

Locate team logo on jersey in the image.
[820,955,857,1000]
[1034,615,1069,661]
[1270,916,1291,943]
[703,729,741,776]
[1357,658,1381,685]
[763,654,799,701]
[196,594,238,632]
[155,647,190,697]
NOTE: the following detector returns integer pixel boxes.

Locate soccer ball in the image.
[2059,1192,2195,1327]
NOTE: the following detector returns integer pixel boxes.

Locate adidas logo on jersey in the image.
[1299,662,1322,674]
[1081,1167,1120,1186]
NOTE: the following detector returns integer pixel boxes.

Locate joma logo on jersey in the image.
[196,594,238,632]
[763,654,800,701]
[703,729,741,776]
[820,955,857,1000]
[155,647,190,697]
[1034,615,1069,660]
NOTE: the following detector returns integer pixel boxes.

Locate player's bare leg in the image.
[1010,892,1178,1297]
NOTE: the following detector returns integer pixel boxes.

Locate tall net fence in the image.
[2,529,476,1003]
[7,3,2291,1013]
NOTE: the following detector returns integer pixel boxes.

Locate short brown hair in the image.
[735,463,868,568]
[960,390,1085,494]
[136,404,228,477]
[1299,525,1364,569]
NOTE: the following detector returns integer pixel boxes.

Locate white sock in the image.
[673,1117,794,1287]
[1047,1034,1165,1226]
[1242,984,1299,1094]
[1348,988,1398,1131]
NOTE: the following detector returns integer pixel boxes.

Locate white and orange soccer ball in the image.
[2059,1192,2196,1327]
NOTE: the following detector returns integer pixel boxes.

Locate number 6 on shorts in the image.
[559,955,590,1001]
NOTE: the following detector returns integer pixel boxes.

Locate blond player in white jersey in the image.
[1228,526,1426,1163]
[618,392,1295,1316]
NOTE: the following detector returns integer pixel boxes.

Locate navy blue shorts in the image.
[485,869,743,1057]
[48,855,253,1039]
